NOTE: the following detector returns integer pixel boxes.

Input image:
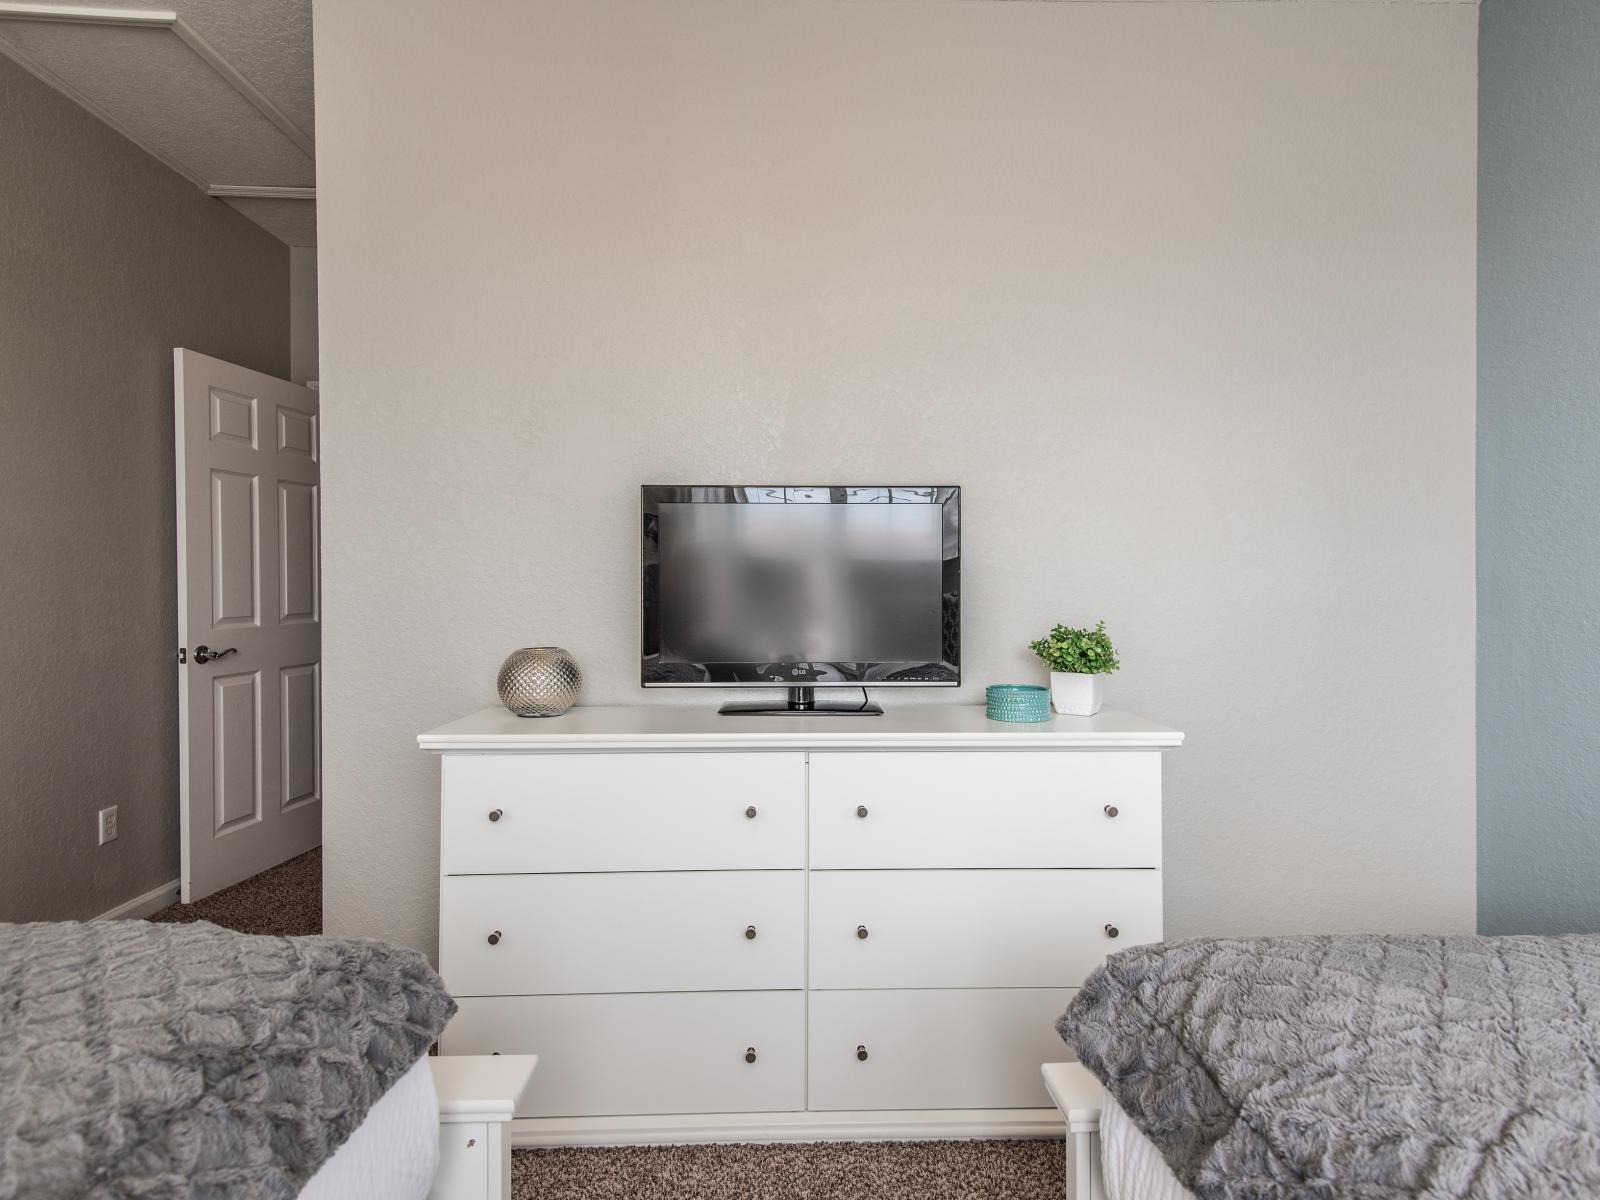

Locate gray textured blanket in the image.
[0,920,456,1200]
[1059,934,1600,1199]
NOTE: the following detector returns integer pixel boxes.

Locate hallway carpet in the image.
[147,846,322,936]
[144,849,1065,1198]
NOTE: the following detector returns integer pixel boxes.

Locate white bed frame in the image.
[429,1056,539,1200]
[1042,1062,1106,1200]
[423,1057,1104,1200]
[428,1057,1101,1200]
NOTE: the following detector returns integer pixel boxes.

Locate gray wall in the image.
[1478,0,1600,934]
[290,246,319,385]
[316,0,1479,959]
[0,56,289,921]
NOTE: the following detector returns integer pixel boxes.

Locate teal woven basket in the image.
[985,684,1052,723]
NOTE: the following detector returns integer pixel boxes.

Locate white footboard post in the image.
[1042,1063,1105,1200]
[428,1055,538,1200]
[1069,1107,1105,1200]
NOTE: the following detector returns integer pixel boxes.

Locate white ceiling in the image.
[0,0,317,246]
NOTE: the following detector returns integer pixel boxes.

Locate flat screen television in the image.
[641,485,960,714]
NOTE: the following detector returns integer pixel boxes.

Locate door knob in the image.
[745,806,758,819]
[856,805,869,819]
[856,1045,869,1061]
[745,925,758,940]
[1104,805,1119,818]
[745,1047,758,1064]
[856,925,869,940]
[488,809,503,822]
[1104,924,1119,939]
[487,930,502,945]
[192,645,238,664]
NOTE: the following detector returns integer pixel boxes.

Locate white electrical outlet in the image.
[98,805,118,846]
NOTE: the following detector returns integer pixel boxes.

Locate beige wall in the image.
[316,0,1478,957]
[0,56,289,921]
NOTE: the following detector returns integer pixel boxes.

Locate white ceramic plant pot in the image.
[1050,671,1105,716]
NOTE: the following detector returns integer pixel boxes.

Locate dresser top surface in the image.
[418,704,1184,752]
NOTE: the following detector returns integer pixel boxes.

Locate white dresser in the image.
[419,705,1182,1145]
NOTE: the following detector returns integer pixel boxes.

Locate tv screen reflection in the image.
[658,502,943,666]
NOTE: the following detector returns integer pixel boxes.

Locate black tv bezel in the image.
[640,485,961,690]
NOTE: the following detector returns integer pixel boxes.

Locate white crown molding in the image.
[209,184,316,200]
[0,3,172,26]
[169,16,313,157]
[0,1,314,192]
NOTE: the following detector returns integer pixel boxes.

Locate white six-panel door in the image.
[175,349,321,902]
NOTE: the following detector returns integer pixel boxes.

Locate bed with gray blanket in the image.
[0,919,456,1200]
[1059,934,1600,1200]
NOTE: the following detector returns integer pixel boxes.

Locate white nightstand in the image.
[428,1055,539,1200]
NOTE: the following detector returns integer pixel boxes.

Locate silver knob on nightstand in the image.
[487,930,502,945]
[1104,924,1119,939]
[489,809,503,822]
[746,805,757,818]
[856,925,869,940]
[856,1045,869,1061]
[745,925,758,940]
[1104,805,1118,818]
[856,805,869,819]
[745,1047,757,1064]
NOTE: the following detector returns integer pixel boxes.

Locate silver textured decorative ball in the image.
[496,646,581,717]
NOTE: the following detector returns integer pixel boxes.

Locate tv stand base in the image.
[719,686,883,717]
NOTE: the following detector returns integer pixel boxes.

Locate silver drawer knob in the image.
[856,925,869,940]
[745,805,757,819]
[487,930,503,945]
[856,1045,869,1061]
[1104,924,1119,939]
[856,805,869,819]
[489,809,503,822]
[745,925,757,940]
[745,1047,757,1064]
[1103,805,1118,818]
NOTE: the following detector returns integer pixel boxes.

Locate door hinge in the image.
[177,647,187,664]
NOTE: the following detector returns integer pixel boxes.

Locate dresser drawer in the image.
[444,992,805,1117]
[809,869,1161,989]
[808,988,1072,1111]
[809,751,1160,869]
[441,872,804,996]
[441,753,805,873]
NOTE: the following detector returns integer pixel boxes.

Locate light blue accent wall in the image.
[1478,0,1600,934]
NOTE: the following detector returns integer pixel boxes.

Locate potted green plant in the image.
[1029,620,1119,716]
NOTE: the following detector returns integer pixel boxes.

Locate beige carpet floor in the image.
[147,851,1064,1197]
[512,1140,1064,1199]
